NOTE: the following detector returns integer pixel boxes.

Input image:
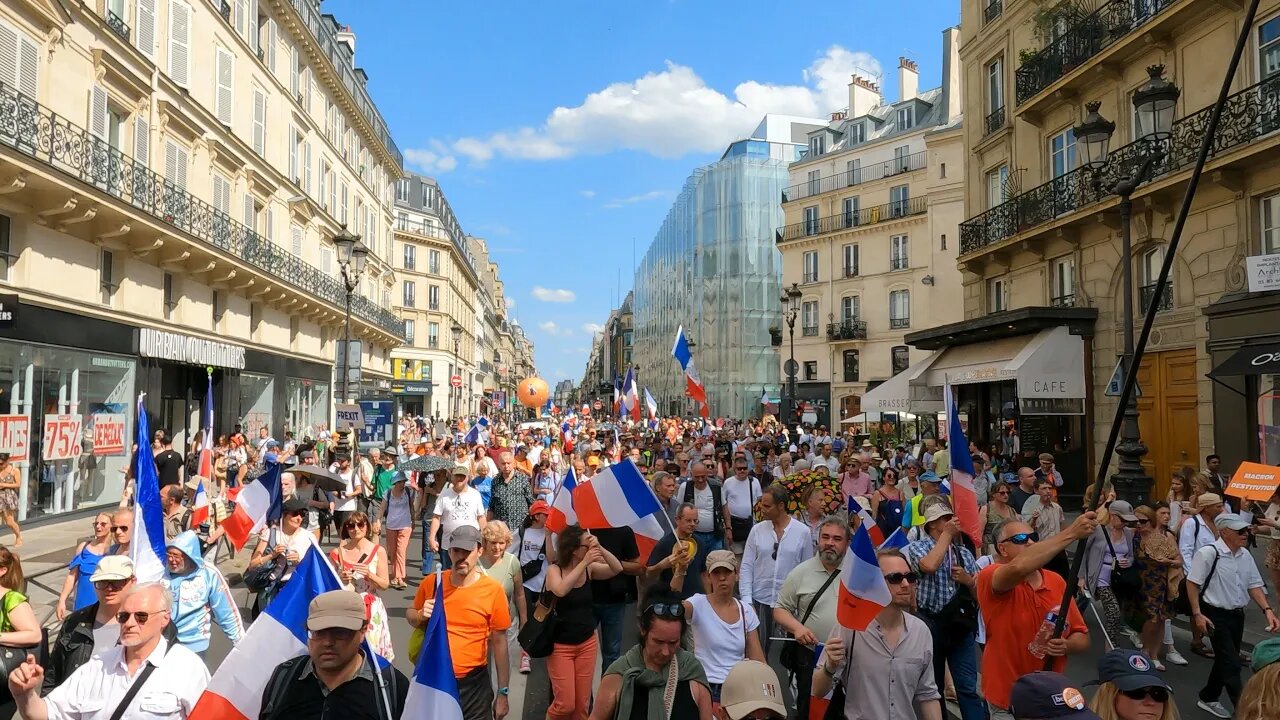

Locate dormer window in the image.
[808,135,826,156]
[847,122,866,145]
[897,106,915,129]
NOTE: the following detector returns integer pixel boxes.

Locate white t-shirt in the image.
[687,594,760,684]
[679,482,717,533]
[814,455,840,475]
[514,526,548,592]
[722,476,761,519]
[330,465,359,512]
[257,526,315,582]
[90,621,119,656]
[434,485,485,538]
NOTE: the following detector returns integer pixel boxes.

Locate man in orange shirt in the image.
[977,513,1098,720]
[409,525,512,720]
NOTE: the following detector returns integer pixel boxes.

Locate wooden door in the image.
[1135,349,1200,499]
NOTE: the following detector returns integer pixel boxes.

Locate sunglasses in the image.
[93,521,109,527]
[999,532,1039,545]
[93,579,130,590]
[286,510,307,517]
[111,525,131,532]
[1119,687,1169,703]
[884,572,920,585]
[343,521,367,529]
[771,541,779,561]
[644,602,685,619]
[116,610,164,625]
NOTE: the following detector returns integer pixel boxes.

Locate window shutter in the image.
[303,142,312,194]
[287,125,297,181]
[133,116,149,166]
[248,0,259,52]
[252,89,265,155]
[88,85,108,140]
[322,247,332,273]
[215,48,233,126]
[16,34,37,98]
[266,18,276,72]
[243,194,255,229]
[168,1,190,87]
[291,224,302,256]
[212,175,229,213]
[135,0,156,57]
[164,139,188,187]
[0,26,18,92]
[264,207,274,241]
[176,144,188,188]
[234,0,245,35]
[290,47,299,97]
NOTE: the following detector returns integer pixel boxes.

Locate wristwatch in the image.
[498,687,510,696]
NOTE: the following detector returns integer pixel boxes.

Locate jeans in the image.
[1200,604,1246,707]
[420,516,440,574]
[921,614,984,720]
[593,602,626,671]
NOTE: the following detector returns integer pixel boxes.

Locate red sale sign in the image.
[91,414,127,456]
[42,414,83,462]
[0,415,29,458]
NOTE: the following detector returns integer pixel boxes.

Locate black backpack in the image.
[260,655,399,719]
[683,479,724,534]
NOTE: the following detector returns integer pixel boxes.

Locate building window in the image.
[891,345,910,375]
[1139,246,1173,312]
[403,243,416,270]
[429,249,441,274]
[428,285,440,310]
[989,277,1010,313]
[403,319,416,346]
[427,322,439,348]
[403,280,415,307]
[396,178,410,202]
[843,197,860,228]
[847,123,866,145]
[987,58,1003,114]
[1262,15,1280,79]
[896,106,915,129]
[846,159,861,185]
[803,251,819,283]
[212,290,226,327]
[0,215,12,281]
[841,295,860,322]
[801,301,818,335]
[162,272,176,320]
[1049,129,1076,179]
[890,235,909,271]
[1051,256,1076,306]
[842,243,859,277]
[890,185,910,216]
[1262,193,1280,255]
[807,169,820,196]
[894,145,911,173]
[803,361,818,380]
[808,135,825,157]
[99,249,117,305]
[803,205,819,236]
[987,165,1009,208]
[842,350,860,383]
[940,233,947,250]
[250,303,262,336]
[889,289,910,329]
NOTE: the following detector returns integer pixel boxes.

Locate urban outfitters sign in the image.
[138,328,246,369]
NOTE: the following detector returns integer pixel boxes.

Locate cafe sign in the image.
[139,328,246,369]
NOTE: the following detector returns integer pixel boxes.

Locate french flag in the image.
[404,571,463,720]
[878,527,909,550]
[462,416,490,445]
[945,384,982,548]
[220,462,283,551]
[612,374,622,418]
[672,326,709,418]
[190,479,210,529]
[643,387,658,419]
[548,460,670,560]
[131,395,168,583]
[836,524,892,632]
[547,467,579,532]
[197,372,215,481]
[847,496,884,547]
[622,368,641,421]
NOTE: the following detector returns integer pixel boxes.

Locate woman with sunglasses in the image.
[249,498,314,598]
[980,483,1018,555]
[328,511,393,661]
[1086,649,1179,720]
[1081,501,1141,649]
[1133,504,1185,670]
[870,467,905,542]
[54,512,113,620]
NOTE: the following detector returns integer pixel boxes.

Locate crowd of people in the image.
[0,412,1277,720]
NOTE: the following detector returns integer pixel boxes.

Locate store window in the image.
[285,377,329,440]
[238,372,274,438]
[0,343,136,520]
[1262,376,1280,463]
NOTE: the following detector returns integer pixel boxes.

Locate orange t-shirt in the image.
[976,564,1087,710]
[413,572,512,677]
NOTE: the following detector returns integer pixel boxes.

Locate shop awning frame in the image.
[1207,341,1280,397]
[861,353,944,413]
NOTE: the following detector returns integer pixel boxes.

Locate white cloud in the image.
[404,140,459,174]
[579,190,596,198]
[504,297,516,310]
[538,321,571,336]
[404,46,879,168]
[582,322,605,334]
[532,286,577,303]
[604,190,667,209]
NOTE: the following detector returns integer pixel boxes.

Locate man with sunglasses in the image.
[978,513,1098,720]
[814,548,942,720]
[740,484,813,653]
[43,555,139,694]
[164,530,243,658]
[10,582,209,720]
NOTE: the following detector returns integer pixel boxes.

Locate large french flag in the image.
[547,467,579,532]
[836,524,892,632]
[643,387,658,419]
[404,571,463,720]
[622,368,641,421]
[220,462,284,551]
[672,326,709,418]
[462,416,489,445]
[188,545,341,720]
[131,396,168,583]
[549,460,670,560]
[945,384,982,548]
[847,497,884,547]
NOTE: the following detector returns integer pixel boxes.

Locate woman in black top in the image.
[544,525,622,720]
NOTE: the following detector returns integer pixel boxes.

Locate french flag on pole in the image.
[672,326,709,418]
[547,467,579,532]
[404,571,463,720]
[847,496,884,547]
[622,368,641,421]
[190,372,215,528]
[836,523,892,632]
[945,384,982,548]
[462,416,490,445]
[878,527,909,550]
[548,460,670,560]
[643,387,658,419]
[219,462,284,552]
[131,395,168,583]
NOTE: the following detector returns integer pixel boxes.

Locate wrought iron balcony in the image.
[842,264,859,279]
[984,106,1006,137]
[826,320,868,341]
[803,271,819,283]
[1015,0,1176,106]
[1050,294,1077,308]
[983,0,1003,24]
[1139,283,1173,313]
[219,0,231,22]
[0,81,404,338]
[106,9,131,41]
[890,317,911,329]
[802,325,819,337]
[779,196,927,242]
[960,74,1280,256]
[782,151,926,202]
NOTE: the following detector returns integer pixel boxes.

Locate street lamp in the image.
[450,320,463,421]
[333,227,367,404]
[780,282,802,428]
[1072,65,1180,506]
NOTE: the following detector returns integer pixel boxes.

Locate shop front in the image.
[1205,291,1280,466]
[391,359,433,417]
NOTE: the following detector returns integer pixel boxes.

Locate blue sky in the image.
[326,0,958,384]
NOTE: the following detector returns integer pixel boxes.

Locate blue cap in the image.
[1010,672,1101,719]
[919,470,941,484]
[1088,649,1171,693]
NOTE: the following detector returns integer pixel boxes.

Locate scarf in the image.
[607,644,706,720]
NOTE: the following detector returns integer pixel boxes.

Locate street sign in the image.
[1105,358,1142,397]
[334,404,364,431]
[450,375,463,388]
[783,359,799,378]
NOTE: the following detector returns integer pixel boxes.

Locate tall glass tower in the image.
[632,115,825,419]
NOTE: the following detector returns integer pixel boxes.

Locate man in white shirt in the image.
[813,442,839,476]
[427,463,487,571]
[1187,513,1280,718]
[1180,493,1225,574]
[9,582,210,720]
[723,459,762,554]
[739,484,813,653]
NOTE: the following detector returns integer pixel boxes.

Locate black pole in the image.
[342,286,352,404]
[1047,0,1262,664]
[1111,191,1152,507]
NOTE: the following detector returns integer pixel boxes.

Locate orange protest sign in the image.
[1225,461,1280,503]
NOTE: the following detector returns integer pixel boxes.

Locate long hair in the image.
[1087,682,1179,720]
[555,525,586,568]
[1237,664,1280,720]
[0,546,25,593]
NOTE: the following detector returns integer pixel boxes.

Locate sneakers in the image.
[519,651,531,674]
[1164,648,1188,666]
[1125,629,1143,648]
[1197,700,1231,719]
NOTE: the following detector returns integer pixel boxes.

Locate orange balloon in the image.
[517,377,550,408]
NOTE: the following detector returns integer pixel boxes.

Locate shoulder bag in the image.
[244,528,287,593]
[518,529,546,580]
[517,590,559,658]
[1101,529,1142,600]
[779,570,839,674]
[932,546,980,636]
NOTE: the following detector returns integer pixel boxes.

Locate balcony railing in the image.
[1139,283,1173,313]
[889,317,911,329]
[827,320,868,341]
[106,9,131,41]
[960,74,1280,255]
[218,0,231,22]
[802,325,819,337]
[984,106,1006,137]
[1050,294,1077,308]
[842,264,859,278]
[984,0,1003,24]
[782,151,926,203]
[803,271,819,283]
[779,196,927,242]
[1015,0,1176,105]
[0,82,405,337]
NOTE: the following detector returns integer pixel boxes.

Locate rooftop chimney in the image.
[899,57,919,102]
[940,26,961,124]
[848,74,882,118]
[337,26,356,61]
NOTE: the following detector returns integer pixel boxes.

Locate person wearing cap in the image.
[1186,512,1279,718]
[1178,491,1224,659]
[901,470,945,533]
[1035,452,1064,489]
[904,503,983,720]
[43,555,138,694]
[409,526,511,720]
[715,660,786,720]
[814,548,943,720]
[259,590,408,720]
[680,550,763,707]
[248,497,315,611]
[1085,649,1177,720]
[165,530,242,656]
[1237,635,1280,719]
[1008,671,1101,720]
[428,463,487,571]
[1080,501,1140,648]
[376,458,417,590]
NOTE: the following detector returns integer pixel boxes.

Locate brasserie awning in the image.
[861,353,944,413]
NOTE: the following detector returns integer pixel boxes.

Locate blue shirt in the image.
[470,474,493,509]
[903,535,979,615]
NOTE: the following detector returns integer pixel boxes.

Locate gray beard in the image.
[819,548,844,566]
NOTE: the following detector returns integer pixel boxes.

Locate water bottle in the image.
[1027,610,1059,659]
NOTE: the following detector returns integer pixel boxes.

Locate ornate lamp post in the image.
[450,320,463,420]
[332,228,367,404]
[780,282,802,427]
[1072,65,1180,506]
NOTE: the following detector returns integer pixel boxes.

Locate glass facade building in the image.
[633,123,815,419]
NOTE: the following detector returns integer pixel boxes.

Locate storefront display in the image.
[238,373,274,439]
[286,377,330,439]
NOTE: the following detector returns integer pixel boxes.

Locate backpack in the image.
[683,479,724,534]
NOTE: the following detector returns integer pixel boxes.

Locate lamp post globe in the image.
[1133,65,1180,141]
